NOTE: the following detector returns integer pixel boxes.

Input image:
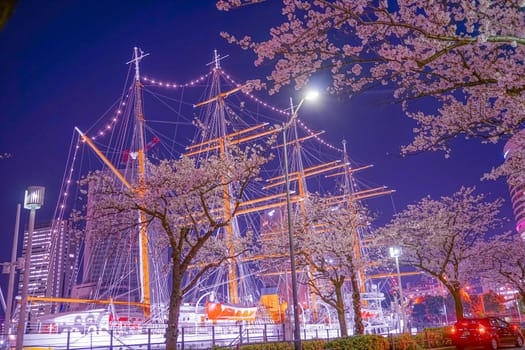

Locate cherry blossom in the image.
[375,186,504,319]
[218,0,525,161]
[264,193,372,335]
[75,143,271,350]
[474,231,525,302]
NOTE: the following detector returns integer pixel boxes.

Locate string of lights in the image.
[296,119,343,153]
[88,68,343,153]
[220,70,290,116]
[90,92,131,142]
[57,134,82,214]
[89,72,212,141]
[221,70,344,153]
[141,71,213,89]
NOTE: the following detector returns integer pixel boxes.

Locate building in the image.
[17,220,79,318]
[404,275,445,300]
[70,170,142,309]
[503,131,525,240]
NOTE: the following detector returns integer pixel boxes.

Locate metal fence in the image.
[1,322,342,349]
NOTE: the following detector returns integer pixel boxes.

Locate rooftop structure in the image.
[503,130,525,240]
[17,220,79,318]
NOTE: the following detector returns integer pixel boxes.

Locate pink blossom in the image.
[219,0,525,168]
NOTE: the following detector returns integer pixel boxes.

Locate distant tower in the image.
[70,172,142,308]
[17,220,79,318]
[504,131,525,240]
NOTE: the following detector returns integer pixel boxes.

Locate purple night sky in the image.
[0,1,515,310]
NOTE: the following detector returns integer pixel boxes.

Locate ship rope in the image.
[41,51,394,330]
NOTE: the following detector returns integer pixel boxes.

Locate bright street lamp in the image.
[389,246,407,333]
[283,90,318,350]
[16,186,45,350]
[283,90,319,130]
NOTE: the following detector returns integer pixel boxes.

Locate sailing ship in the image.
[15,48,394,341]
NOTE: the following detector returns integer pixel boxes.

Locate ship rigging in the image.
[20,47,397,337]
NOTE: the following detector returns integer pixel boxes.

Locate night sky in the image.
[0,1,514,309]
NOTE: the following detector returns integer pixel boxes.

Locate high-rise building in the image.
[504,131,525,240]
[17,220,79,318]
[70,171,142,308]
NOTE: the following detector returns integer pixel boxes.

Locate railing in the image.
[0,322,342,349]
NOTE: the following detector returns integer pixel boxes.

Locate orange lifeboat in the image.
[205,301,257,321]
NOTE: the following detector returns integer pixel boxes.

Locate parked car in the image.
[450,317,524,350]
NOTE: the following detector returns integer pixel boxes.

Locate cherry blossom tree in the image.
[465,291,506,317]
[376,187,504,319]
[475,231,525,302]
[77,144,270,350]
[288,193,373,335]
[218,0,525,158]
[484,129,525,186]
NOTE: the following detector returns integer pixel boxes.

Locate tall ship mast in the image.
[20,48,394,336]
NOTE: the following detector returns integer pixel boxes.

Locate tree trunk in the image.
[165,267,184,350]
[335,284,348,336]
[451,289,464,320]
[350,272,364,335]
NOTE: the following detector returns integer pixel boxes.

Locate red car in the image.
[450,317,524,350]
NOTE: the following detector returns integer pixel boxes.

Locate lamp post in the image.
[283,90,318,350]
[4,204,21,336]
[16,186,45,350]
[439,280,448,325]
[389,246,407,333]
[516,297,522,323]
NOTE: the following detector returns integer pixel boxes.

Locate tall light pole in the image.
[516,296,522,323]
[389,246,407,333]
[16,186,45,350]
[439,280,448,325]
[283,90,318,350]
[5,203,21,335]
